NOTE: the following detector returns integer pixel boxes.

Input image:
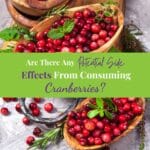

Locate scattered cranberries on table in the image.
[15,8,119,53]
[66,98,143,146]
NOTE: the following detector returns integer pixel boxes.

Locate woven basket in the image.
[31,3,124,53]
[64,98,145,150]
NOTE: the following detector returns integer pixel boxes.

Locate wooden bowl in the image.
[64,98,145,150]
[11,0,47,16]
[31,3,124,53]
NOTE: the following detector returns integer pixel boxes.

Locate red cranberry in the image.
[34,98,41,103]
[104,17,113,24]
[118,115,127,123]
[133,106,143,115]
[70,38,77,46]
[76,35,86,44]
[88,137,95,145]
[79,138,87,146]
[53,39,62,45]
[44,103,53,113]
[29,102,38,110]
[90,42,98,50]
[27,42,36,52]
[111,25,118,31]
[91,34,99,41]
[15,103,22,113]
[75,133,84,141]
[67,111,76,118]
[94,137,103,145]
[82,129,90,137]
[67,119,77,127]
[96,121,104,129]
[99,30,107,39]
[26,136,35,145]
[91,118,98,124]
[1,107,9,116]
[120,98,128,104]
[92,129,101,137]
[22,116,30,125]
[36,32,44,40]
[33,127,42,137]
[37,40,46,48]
[91,23,101,33]
[68,128,76,136]
[83,8,92,18]
[81,111,87,118]
[84,120,96,131]
[3,97,12,102]
[100,22,106,29]
[16,44,26,52]
[119,123,128,131]
[86,18,95,24]
[123,103,131,111]
[101,133,111,143]
[104,125,111,132]
[97,39,105,47]
[32,108,40,116]
[108,31,115,37]
[62,41,70,46]
[113,128,121,136]
[74,11,83,19]
[74,125,81,132]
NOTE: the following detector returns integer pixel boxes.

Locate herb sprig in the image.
[47,20,75,39]
[29,127,63,150]
[87,98,117,120]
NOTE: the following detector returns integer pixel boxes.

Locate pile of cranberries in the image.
[15,8,118,53]
[67,98,143,146]
[0,97,54,146]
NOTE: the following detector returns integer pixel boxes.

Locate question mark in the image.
[100,82,106,92]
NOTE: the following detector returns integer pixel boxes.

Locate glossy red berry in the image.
[1,107,9,116]
[94,137,103,145]
[29,102,38,110]
[44,103,53,112]
[15,103,22,113]
[101,133,111,143]
[84,120,96,131]
[26,136,35,145]
[32,108,40,116]
[22,116,30,125]
[33,127,42,137]
[91,23,101,33]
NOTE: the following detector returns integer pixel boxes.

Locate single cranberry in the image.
[84,120,96,131]
[118,107,124,114]
[83,8,92,18]
[97,39,105,47]
[91,118,98,124]
[99,30,107,39]
[101,133,111,143]
[27,42,36,52]
[91,23,101,33]
[82,129,90,137]
[90,42,98,50]
[74,125,81,132]
[104,125,111,132]
[70,38,77,46]
[113,98,122,106]
[62,41,70,46]
[86,18,95,24]
[15,103,22,113]
[22,116,30,125]
[113,128,121,136]
[108,31,115,37]
[34,98,41,103]
[123,103,131,111]
[106,24,111,31]
[36,32,44,40]
[79,138,87,146]
[120,98,128,104]
[16,44,26,52]
[32,108,40,116]
[3,97,12,102]
[100,22,106,29]
[88,137,95,145]
[111,25,118,31]
[104,17,113,24]
[44,103,53,113]
[133,106,143,115]
[92,129,101,137]
[64,35,70,40]
[1,107,9,116]
[33,127,42,137]
[61,46,70,52]
[46,43,53,49]
[91,34,99,41]
[81,111,87,118]
[67,111,76,118]
[131,102,138,109]
[105,37,111,42]
[76,35,86,44]
[118,115,126,123]
[96,121,104,129]
[74,11,83,19]
[37,40,46,48]
[26,136,35,145]
[68,127,76,136]
[83,24,91,31]
[48,49,55,53]
[75,133,84,141]
[94,137,103,145]
[29,102,38,110]
[119,123,128,131]
[53,39,62,46]
[67,119,77,127]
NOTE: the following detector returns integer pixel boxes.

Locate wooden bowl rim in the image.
[64,98,145,150]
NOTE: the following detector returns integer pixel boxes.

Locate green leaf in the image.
[104,98,117,112]
[0,27,20,41]
[63,20,75,33]
[48,28,64,39]
[88,103,97,109]
[104,110,113,119]
[96,98,104,109]
[99,110,104,117]
[104,11,112,17]
[87,109,99,119]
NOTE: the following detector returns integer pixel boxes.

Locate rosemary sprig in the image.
[122,24,145,52]
[39,5,68,20]
[29,127,63,150]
